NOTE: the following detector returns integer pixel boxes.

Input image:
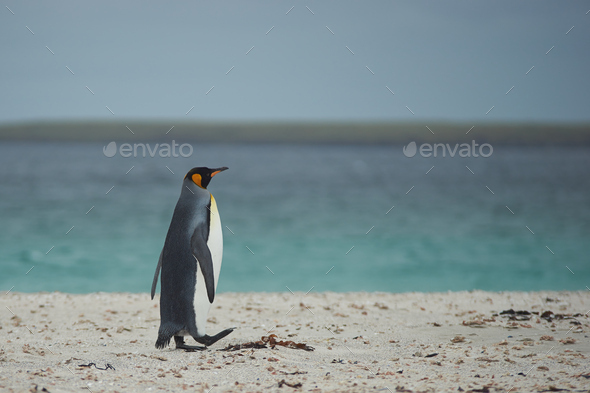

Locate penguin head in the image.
[185,167,228,189]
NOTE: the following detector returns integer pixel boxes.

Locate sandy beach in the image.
[1,291,588,392]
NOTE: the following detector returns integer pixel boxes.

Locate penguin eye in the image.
[191,173,203,188]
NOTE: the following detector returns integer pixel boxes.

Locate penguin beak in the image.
[210,167,228,177]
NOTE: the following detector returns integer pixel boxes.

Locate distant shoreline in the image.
[1,119,589,145]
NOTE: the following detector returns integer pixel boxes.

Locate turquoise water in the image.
[1,142,589,293]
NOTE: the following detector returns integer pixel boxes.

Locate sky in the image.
[1,1,589,124]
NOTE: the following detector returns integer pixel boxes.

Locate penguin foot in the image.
[174,336,206,351]
[194,328,235,346]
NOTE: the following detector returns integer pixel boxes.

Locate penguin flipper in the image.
[151,249,163,300]
[190,229,216,304]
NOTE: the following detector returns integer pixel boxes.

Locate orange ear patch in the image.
[191,173,203,188]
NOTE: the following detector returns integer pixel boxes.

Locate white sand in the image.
[1,291,589,392]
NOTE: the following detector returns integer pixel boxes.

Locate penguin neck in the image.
[182,180,211,201]
[173,181,212,232]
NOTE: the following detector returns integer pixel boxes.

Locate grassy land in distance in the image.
[1,120,589,145]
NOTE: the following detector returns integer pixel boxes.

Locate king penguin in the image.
[151,166,234,350]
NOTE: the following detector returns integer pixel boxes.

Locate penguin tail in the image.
[155,324,178,349]
[155,335,171,349]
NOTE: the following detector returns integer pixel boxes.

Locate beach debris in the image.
[74,319,96,326]
[425,352,438,358]
[31,368,54,377]
[462,319,486,327]
[78,362,115,371]
[540,386,569,392]
[451,335,466,343]
[352,335,370,344]
[519,353,536,359]
[11,315,22,327]
[374,302,389,310]
[278,379,302,388]
[498,309,532,321]
[116,326,131,333]
[220,334,314,352]
[220,341,267,351]
[329,326,344,334]
[29,385,51,393]
[279,370,307,375]
[519,338,534,345]
[394,386,412,392]
[541,311,556,321]
[455,310,477,317]
[476,357,499,362]
[63,357,82,364]
[261,334,314,351]
[149,355,168,361]
[396,368,403,374]
[559,337,576,345]
[539,310,584,323]
[331,359,344,364]
[22,344,45,357]
[469,387,490,392]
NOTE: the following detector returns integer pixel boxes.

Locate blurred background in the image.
[1,1,589,293]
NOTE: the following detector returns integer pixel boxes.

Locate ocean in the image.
[1,141,588,294]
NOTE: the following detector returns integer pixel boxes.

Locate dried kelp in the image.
[278,379,302,388]
[219,334,314,352]
[78,362,115,371]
